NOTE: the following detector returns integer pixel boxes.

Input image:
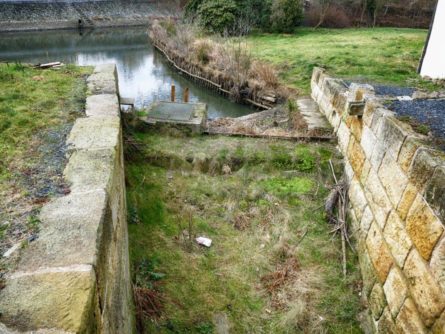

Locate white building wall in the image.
[420,0,445,79]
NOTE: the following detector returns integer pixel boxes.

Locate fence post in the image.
[171,84,176,102]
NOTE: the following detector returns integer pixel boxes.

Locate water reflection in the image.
[0,27,254,118]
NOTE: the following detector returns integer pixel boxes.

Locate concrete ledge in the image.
[86,94,120,117]
[0,64,134,333]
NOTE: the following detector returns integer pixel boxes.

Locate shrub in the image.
[197,0,238,34]
[270,0,304,33]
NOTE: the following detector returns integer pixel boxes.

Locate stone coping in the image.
[0,64,134,333]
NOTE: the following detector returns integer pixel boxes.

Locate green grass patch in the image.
[126,130,362,333]
[0,63,91,188]
[247,27,438,94]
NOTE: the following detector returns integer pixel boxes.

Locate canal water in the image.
[0,26,254,119]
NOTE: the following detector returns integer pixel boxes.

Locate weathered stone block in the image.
[366,222,393,283]
[358,244,377,297]
[383,266,408,318]
[64,149,116,193]
[17,191,107,271]
[396,298,427,334]
[0,269,96,333]
[397,136,426,173]
[369,141,386,171]
[432,310,445,334]
[369,283,387,320]
[396,182,418,221]
[406,193,443,261]
[345,116,363,141]
[404,249,445,326]
[349,177,368,223]
[378,153,409,208]
[344,160,354,182]
[430,237,445,294]
[360,206,374,239]
[383,211,412,267]
[86,94,120,117]
[376,307,397,333]
[362,99,379,128]
[409,148,444,192]
[364,169,392,229]
[370,108,391,133]
[87,64,118,95]
[360,126,376,161]
[337,121,351,155]
[360,159,371,186]
[348,136,366,178]
[425,166,445,222]
[67,116,121,151]
[371,117,409,168]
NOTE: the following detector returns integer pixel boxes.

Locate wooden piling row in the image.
[151,40,275,110]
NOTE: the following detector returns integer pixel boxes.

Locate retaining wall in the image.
[0,64,134,333]
[0,0,176,32]
[311,67,445,333]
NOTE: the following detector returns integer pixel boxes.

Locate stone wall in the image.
[0,0,177,32]
[311,67,445,333]
[0,64,135,333]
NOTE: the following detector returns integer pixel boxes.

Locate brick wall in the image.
[311,67,445,333]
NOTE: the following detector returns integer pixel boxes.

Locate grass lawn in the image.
[126,129,362,333]
[0,63,90,261]
[248,27,433,94]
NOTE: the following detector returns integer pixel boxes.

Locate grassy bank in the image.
[0,63,90,261]
[248,28,432,94]
[126,129,362,333]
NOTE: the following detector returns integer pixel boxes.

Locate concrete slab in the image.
[86,94,119,117]
[67,116,120,151]
[296,97,330,131]
[144,102,207,133]
[64,148,116,193]
[17,190,107,271]
[0,269,95,333]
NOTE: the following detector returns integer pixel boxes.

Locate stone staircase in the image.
[296,97,331,132]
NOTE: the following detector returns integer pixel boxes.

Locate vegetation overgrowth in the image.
[149,20,287,105]
[126,128,362,333]
[152,19,437,95]
[0,63,90,263]
[183,0,435,34]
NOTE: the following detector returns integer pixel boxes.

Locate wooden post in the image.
[183,87,189,103]
[171,84,176,102]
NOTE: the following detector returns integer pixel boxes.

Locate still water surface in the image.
[0,27,254,118]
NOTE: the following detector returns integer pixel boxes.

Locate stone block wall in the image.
[311,67,445,333]
[0,64,134,333]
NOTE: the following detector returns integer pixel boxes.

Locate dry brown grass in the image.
[134,286,164,332]
[149,20,286,102]
[250,61,280,89]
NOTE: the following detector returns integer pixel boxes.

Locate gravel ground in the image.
[372,85,415,97]
[388,99,445,141]
[346,82,415,97]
